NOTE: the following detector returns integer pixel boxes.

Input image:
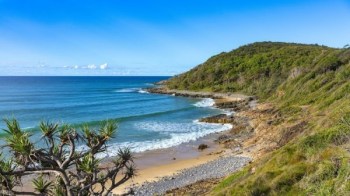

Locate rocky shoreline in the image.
[120,87,258,195]
[148,86,256,143]
[147,87,253,101]
[131,156,251,196]
[147,87,256,142]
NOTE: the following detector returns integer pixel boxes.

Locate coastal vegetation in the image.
[0,119,134,196]
[165,42,350,195]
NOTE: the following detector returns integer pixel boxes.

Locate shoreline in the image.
[110,87,256,195]
[17,86,257,195]
[110,130,233,195]
[147,87,253,101]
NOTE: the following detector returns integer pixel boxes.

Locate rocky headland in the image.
[130,43,350,195]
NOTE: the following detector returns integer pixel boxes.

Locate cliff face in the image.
[165,42,350,195]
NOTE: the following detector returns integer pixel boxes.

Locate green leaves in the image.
[40,121,58,137]
[99,121,117,140]
[77,153,100,174]
[82,125,99,148]
[125,164,136,178]
[3,118,21,135]
[113,148,135,178]
[51,184,66,196]
[115,148,133,165]
[0,154,14,173]
[32,175,52,194]
[3,118,33,164]
[58,124,77,145]
[83,121,117,149]
[5,132,33,154]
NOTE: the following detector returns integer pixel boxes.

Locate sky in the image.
[0,0,349,76]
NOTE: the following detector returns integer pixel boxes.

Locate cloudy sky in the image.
[0,0,349,76]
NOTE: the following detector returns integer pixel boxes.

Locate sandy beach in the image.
[111,130,230,195]
[107,88,255,195]
[14,87,256,195]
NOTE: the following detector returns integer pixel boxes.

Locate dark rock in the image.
[215,134,230,143]
[199,114,234,124]
[198,144,209,151]
[215,100,250,111]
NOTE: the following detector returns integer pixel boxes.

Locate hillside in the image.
[166,42,350,195]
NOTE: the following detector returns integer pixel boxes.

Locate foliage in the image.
[32,175,53,195]
[166,42,348,99]
[165,42,350,195]
[0,120,135,196]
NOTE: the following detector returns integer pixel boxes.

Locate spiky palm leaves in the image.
[3,119,34,166]
[77,153,100,174]
[0,119,135,196]
[32,175,52,195]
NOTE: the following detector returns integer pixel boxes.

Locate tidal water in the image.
[0,76,231,157]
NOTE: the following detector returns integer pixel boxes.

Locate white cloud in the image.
[87,64,97,69]
[99,63,108,70]
[63,63,108,70]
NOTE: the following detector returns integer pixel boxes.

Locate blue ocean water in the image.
[0,77,231,157]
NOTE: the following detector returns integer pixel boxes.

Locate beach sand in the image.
[108,130,228,194]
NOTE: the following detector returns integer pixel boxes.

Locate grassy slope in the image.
[166,42,350,195]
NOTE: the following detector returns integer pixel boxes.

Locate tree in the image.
[0,119,135,196]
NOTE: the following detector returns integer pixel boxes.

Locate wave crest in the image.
[193,98,215,107]
[114,88,149,94]
[95,121,232,157]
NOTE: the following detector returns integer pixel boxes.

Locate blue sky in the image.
[0,0,349,76]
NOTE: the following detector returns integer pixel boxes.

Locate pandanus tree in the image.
[0,119,135,196]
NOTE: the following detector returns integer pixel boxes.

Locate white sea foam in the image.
[138,89,149,94]
[114,88,149,94]
[193,98,215,107]
[223,109,235,116]
[78,98,233,159]
[144,83,154,86]
[114,88,139,93]
[95,121,232,158]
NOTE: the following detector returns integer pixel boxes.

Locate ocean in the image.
[0,76,231,157]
